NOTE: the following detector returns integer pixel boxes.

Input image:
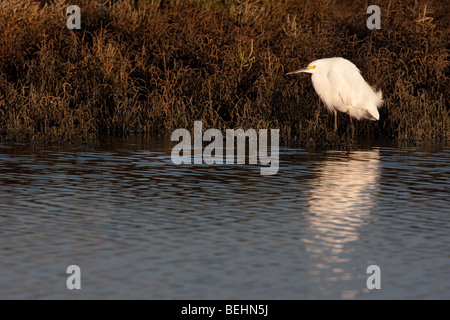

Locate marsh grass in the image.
[0,0,448,145]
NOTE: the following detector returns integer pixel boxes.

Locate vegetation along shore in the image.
[0,0,448,145]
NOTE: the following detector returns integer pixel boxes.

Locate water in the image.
[0,136,449,299]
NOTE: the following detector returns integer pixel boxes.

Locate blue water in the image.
[0,137,449,299]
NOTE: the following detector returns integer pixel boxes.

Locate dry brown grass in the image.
[0,0,448,145]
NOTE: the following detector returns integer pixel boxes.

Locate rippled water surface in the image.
[0,137,449,299]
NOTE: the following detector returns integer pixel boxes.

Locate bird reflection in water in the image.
[306,149,380,254]
[303,149,380,297]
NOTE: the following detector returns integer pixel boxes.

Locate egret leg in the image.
[334,112,338,132]
[349,115,355,138]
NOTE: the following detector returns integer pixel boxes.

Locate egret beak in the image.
[285,67,308,75]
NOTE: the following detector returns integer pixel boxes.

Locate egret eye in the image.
[308,66,316,69]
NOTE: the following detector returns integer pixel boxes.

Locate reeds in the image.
[0,0,448,144]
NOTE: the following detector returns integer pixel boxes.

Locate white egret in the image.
[286,57,383,132]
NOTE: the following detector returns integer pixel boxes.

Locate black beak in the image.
[285,67,308,75]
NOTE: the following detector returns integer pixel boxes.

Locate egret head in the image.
[285,62,317,75]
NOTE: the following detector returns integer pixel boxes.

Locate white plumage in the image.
[286,57,383,130]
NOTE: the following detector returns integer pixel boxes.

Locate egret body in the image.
[286,57,383,131]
